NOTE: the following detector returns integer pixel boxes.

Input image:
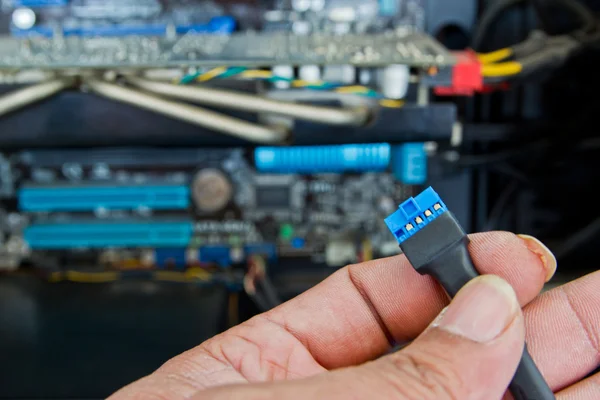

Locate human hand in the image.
[109,232,599,400]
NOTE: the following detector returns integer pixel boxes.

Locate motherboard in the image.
[0,144,425,271]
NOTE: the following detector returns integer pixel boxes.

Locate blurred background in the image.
[0,0,598,397]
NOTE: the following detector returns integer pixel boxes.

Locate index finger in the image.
[264,231,552,368]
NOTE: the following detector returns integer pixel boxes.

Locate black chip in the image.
[256,186,290,208]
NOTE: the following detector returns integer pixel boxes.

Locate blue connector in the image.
[384,187,448,244]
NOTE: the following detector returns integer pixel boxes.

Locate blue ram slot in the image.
[11,16,235,37]
[19,185,190,212]
[254,143,391,173]
[384,187,448,244]
[13,0,67,7]
[24,221,193,249]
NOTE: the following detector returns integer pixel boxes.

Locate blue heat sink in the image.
[11,16,235,37]
[254,143,391,173]
[19,185,190,212]
[384,187,448,244]
[24,221,193,249]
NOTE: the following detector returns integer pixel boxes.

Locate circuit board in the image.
[2,0,426,36]
[0,145,424,271]
[0,30,454,69]
[0,0,452,69]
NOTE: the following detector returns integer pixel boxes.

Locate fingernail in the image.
[434,275,519,343]
[517,234,557,282]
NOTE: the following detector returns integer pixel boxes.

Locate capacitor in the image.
[272,65,294,89]
[191,169,233,213]
[12,8,36,30]
[298,65,321,82]
[377,64,410,99]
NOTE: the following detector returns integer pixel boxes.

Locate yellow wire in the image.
[239,70,274,79]
[378,99,405,108]
[48,271,63,283]
[154,268,212,283]
[65,270,119,283]
[291,79,327,87]
[185,267,212,281]
[197,66,228,82]
[481,61,523,77]
[477,48,513,64]
[153,271,191,282]
[334,85,372,94]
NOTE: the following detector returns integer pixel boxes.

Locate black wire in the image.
[472,0,597,51]
[484,180,520,231]
[554,0,597,34]
[552,216,600,259]
[472,0,527,51]
[531,0,556,32]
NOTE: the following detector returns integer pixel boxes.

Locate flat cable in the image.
[384,187,555,400]
[124,76,371,127]
[85,79,289,144]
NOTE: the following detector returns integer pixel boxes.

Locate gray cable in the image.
[0,79,71,117]
[125,76,371,126]
[85,79,289,144]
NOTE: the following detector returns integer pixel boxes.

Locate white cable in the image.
[0,79,71,117]
[85,80,289,144]
[125,76,371,126]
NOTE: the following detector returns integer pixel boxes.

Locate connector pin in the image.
[433,203,442,210]
[424,210,432,217]
[415,217,423,224]
[406,223,414,231]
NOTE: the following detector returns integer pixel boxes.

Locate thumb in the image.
[377,274,526,399]
[197,275,525,400]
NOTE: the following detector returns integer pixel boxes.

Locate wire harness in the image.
[385,187,555,400]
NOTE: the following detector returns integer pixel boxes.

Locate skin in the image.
[107,232,600,399]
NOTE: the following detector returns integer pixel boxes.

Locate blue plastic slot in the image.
[254,143,391,173]
[24,221,193,249]
[19,185,190,212]
[391,143,427,185]
[244,243,277,261]
[11,16,236,37]
[199,246,231,267]
[154,248,187,269]
[384,187,448,244]
[13,0,67,7]
[176,16,236,34]
[65,24,167,37]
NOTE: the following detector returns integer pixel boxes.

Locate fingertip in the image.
[468,231,548,306]
[516,234,557,282]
